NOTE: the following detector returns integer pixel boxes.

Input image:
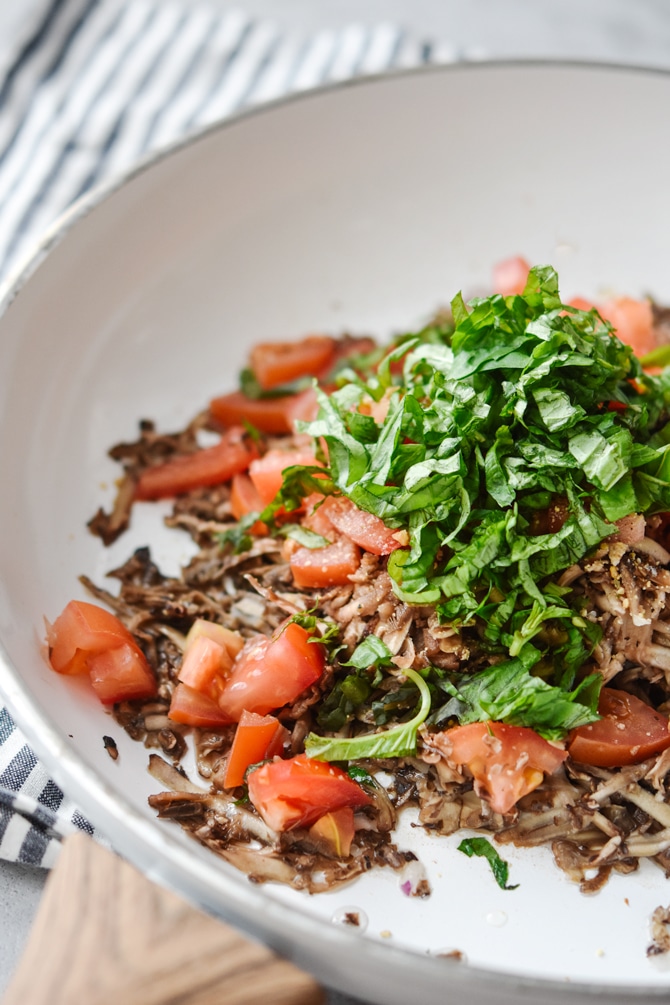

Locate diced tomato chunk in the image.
[320,496,404,555]
[248,448,321,506]
[184,619,245,661]
[434,721,567,815]
[218,621,326,721]
[247,754,371,832]
[308,806,356,857]
[46,600,137,676]
[250,335,336,391]
[230,472,263,518]
[88,642,156,704]
[301,493,335,538]
[492,256,530,297]
[568,688,670,767]
[223,710,289,788]
[168,683,233,728]
[599,297,656,359]
[134,427,257,501]
[178,635,231,702]
[210,389,316,435]
[290,536,361,588]
[567,296,597,312]
[46,600,156,704]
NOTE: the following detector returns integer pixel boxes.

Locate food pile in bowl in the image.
[44,258,670,904]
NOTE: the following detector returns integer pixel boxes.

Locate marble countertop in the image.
[1,1,669,1001]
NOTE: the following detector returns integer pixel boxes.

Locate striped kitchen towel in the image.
[0,0,461,867]
[0,0,460,290]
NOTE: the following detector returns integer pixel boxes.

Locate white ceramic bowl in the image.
[2,63,670,1005]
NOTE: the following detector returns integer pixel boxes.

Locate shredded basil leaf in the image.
[458,837,519,890]
[232,266,670,740]
[305,667,432,760]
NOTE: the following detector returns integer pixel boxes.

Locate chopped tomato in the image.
[247,754,371,832]
[599,297,656,359]
[319,496,404,555]
[178,635,231,702]
[230,473,268,534]
[301,493,335,537]
[184,619,244,661]
[178,623,245,703]
[248,448,321,506]
[88,642,157,704]
[134,427,257,501]
[250,335,336,391]
[230,472,263,518]
[289,536,361,588]
[210,389,316,435]
[286,387,319,425]
[308,806,356,857]
[168,682,233,728]
[568,688,670,767]
[223,710,289,788]
[492,256,530,297]
[46,600,138,676]
[218,621,326,720]
[437,721,567,815]
[568,296,598,312]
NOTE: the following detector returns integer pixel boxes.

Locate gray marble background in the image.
[0,0,669,1001]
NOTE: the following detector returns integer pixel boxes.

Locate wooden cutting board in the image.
[3,831,323,1005]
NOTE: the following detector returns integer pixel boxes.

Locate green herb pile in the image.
[263,266,670,753]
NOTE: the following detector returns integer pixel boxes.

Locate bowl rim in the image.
[2,59,670,1003]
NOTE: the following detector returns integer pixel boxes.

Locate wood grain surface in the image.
[3,831,324,1005]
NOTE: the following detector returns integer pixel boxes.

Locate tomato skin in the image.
[210,389,316,435]
[184,619,244,661]
[247,754,371,832]
[134,427,257,501]
[436,721,567,815]
[223,710,289,788]
[599,297,656,359]
[88,642,157,704]
[47,600,137,676]
[320,496,403,555]
[493,256,530,297]
[178,635,231,701]
[248,448,321,506]
[169,683,233,728]
[289,536,361,588]
[218,622,326,721]
[568,688,670,767]
[250,335,336,391]
[568,296,597,312]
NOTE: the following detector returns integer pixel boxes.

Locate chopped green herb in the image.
[279,524,330,549]
[305,667,432,760]
[259,266,670,737]
[457,837,519,890]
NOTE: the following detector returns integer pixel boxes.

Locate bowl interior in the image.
[2,64,670,1005]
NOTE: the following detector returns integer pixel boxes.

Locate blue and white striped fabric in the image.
[0,707,99,867]
[0,0,460,289]
[0,0,459,867]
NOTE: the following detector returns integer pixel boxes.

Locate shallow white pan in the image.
[1,63,670,1005]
